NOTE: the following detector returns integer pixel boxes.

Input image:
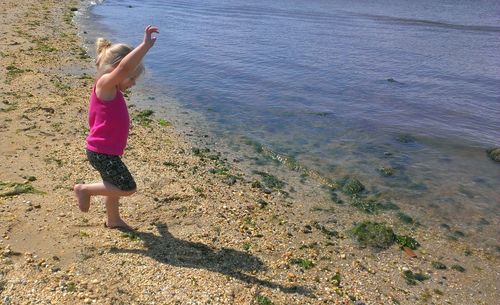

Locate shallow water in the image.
[77,0,500,251]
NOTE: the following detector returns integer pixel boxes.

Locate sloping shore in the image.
[0,0,498,304]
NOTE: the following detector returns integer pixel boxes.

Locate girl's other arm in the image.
[97,25,159,94]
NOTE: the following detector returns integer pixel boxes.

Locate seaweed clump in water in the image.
[351,221,396,249]
[486,148,500,162]
[253,171,285,190]
[349,195,380,214]
[338,177,365,196]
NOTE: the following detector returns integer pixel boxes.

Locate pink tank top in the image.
[86,86,130,156]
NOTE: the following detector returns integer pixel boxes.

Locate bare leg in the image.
[104,196,134,230]
[74,181,136,212]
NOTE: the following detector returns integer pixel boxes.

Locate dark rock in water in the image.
[486,147,500,162]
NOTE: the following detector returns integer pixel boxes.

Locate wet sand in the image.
[0,0,498,304]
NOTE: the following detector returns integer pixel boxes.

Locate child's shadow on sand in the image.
[110,223,312,296]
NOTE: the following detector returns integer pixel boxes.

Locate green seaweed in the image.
[349,195,380,214]
[158,118,171,127]
[133,109,155,126]
[379,201,400,210]
[329,189,343,204]
[121,232,139,241]
[6,65,31,83]
[256,295,274,305]
[0,181,41,197]
[431,261,447,270]
[162,161,178,168]
[66,282,76,292]
[403,270,429,285]
[257,199,268,208]
[397,212,414,224]
[451,264,465,272]
[351,221,396,249]
[396,235,420,250]
[340,177,365,195]
[289,258,315,269]
[209,167,230,176]
[313,222,339,238]
[330,272,341,286]
[378,166,395,177]
[486,147,500,162]
[253,171,285,190]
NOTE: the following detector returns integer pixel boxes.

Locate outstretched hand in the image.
[144,25,159,48]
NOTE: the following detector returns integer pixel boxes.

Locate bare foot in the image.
[73,184,90,212]
[104,219,136,231]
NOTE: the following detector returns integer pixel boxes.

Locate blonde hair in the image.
[95,38,145,78]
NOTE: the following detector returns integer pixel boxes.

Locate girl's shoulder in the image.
[94,78,120,102]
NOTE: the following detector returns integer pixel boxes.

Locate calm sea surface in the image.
[78,0,500,249]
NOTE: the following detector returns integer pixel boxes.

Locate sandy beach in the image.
[0,0,498,304]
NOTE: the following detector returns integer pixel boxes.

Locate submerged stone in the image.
[351,221,396,249]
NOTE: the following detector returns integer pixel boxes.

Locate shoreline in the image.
[0,0,499,304]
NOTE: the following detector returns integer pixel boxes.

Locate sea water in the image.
[77,0,500,251]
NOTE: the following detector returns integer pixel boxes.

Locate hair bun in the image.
[96,38,112,54]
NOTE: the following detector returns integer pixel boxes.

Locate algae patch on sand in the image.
[0,181,42,197]
[351,221,396,249]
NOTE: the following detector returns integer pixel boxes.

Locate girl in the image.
[74,25,159,231]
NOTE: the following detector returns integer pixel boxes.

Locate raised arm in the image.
[97,25,159,98]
